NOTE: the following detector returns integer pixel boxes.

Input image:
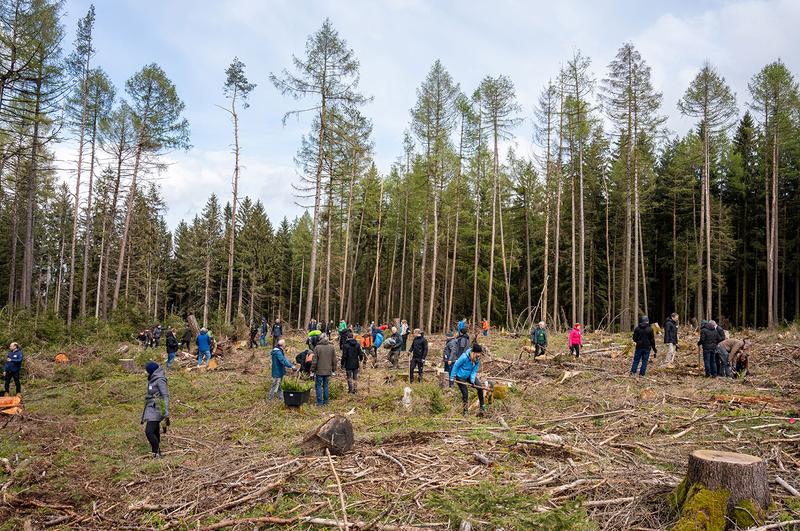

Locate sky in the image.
[57,0,800,229]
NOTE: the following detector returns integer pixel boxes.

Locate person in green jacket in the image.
[530,321,548,358]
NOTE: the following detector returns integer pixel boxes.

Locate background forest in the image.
[2,2,800,345]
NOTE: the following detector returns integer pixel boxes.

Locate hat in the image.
[640,315,649,324]
[145,361,159,375]
[446,331,454,338]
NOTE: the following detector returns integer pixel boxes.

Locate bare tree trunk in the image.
[339,156,356,319]
[426,192,439,332]
[297,257,304,329]
[324,185,334,323]
[398,185,409,318]
[553,88,565,330]
[447,197,461,333]
[371,180,384,322]
[304,100,327,327]
[418,210,429,327]
[486,120,499,323]
[498,183,512,328]
[79,105,99,317]
[570,144,576,325]
[224,94,240,325]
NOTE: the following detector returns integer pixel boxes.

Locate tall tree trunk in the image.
[304,99,327,327]
[225,95,240,325]
[80,100,100,317]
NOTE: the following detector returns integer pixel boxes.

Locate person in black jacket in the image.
[663,313,679,367]
[165,328,180,369]
[409,329,428,383]
[271,319,283,348]
[697,320,722,377]
[341,332,363,394]
[630,316,657,377]
[181,327,192,351]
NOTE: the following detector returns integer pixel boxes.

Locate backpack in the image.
[382,336,396,350]
[374,333,384,348]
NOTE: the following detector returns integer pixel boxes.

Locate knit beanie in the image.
[145,361,158,375]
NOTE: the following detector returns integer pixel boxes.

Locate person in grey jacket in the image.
[141,362,169,458]
[312,335,336,406]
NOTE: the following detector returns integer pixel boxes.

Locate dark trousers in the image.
[534,344,545,357]
[570,345,580,358]
[180,339,190,351]
[3,370,21,395]
[315,375,330,405]
[401,334,409,350]
[409,358,424,383]
[631,348,651,376]
[715,346,731,377]
[702,348,717,377]
[455,377,484,411]
[145,421,161,454]
[272,335,280,348]
[248,333,258,349]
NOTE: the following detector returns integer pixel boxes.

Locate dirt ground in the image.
[1,327,799,530]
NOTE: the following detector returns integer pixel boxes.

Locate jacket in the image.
[390,332,403,353]
[271,346,294,378]
[4,348,23,373]
[272,323,283,337]
[633,322,657,352]
[166,333,179,353]
[182,329,192,342]
[307,329,322,349]
[568,328,582,347]
[141,366,169,423]
[341,337,362,370]
[153,326,162,339]
[718,338,744,357]
[374,332,384,349]
[452,334,470,360]
[531,326,548,346]
[664,317,678,345]
[698,323,721,350]
[312,337,336,376]
[450,350,480,383]
[196,331,211,352]
[410,334,428,360]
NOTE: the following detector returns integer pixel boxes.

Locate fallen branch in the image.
[747,520,800,531]
[375,449,407,477]
[584,496,636,507]
[327,448,348,530]
[775,475,800,497]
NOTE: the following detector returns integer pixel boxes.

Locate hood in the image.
[638,321,650,329]
[148,366,166,383]
[704,322,716,331]
[318,336,330,345]
[345,337,359,347]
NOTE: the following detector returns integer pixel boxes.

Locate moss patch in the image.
[671,482,729,531]
[732,498,765,527]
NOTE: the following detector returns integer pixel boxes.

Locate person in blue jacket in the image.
[196,328,212,367]
[449,344,487,416]
[2,342,23,396]
[269,339,298,400]
[457,318,467,333]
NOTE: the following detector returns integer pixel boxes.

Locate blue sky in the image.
[58,0,800,229]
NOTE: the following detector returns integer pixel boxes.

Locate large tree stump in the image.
[670,449,771,530]
[301,415,354,456]
[119,358,137,373]
[187,314,200,337]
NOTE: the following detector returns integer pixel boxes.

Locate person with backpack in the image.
[312,335,336,406]
[568,323,582,358]
[663,313,679,368]
[2,342,23,397]
[449,344,487,416]
[307,328,322,350]
[196,328,212,367]
[386,326,403,369]
[259,317,268,347]
[165,328,180,369]
[341,331,363,394]
[141,361,169,459]
[359,332,376,368]
[271,319,283,348]
[269,339,298,400]
[630,316,657,377]
[445,329,471,386]
[409,329,428,383]
[530,321,548,358]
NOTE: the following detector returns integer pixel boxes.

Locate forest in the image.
[2,2,800,342]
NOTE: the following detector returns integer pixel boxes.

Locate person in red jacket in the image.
[568,323,582,359]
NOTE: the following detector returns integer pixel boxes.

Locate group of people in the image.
[250,318,284,349]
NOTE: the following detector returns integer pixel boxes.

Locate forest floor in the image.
[1,327,799,530]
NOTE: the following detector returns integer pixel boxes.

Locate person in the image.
[180,327,192,352]
[307,328,322,350]
[481,319,489,337]
[295,349,314,375]
[338,319,347,335]
[248,321,259,349]
[568,323,582,358]
[400,320,410,350]
[409,329,428,383]
[2,342,23,397]
[663,313,679,367]
[442,331,456,371]
[457,318,467,334]
[269,339,297,400]
[631,316,657,377]
[354,322,363,334]
[387,326,403,369]
[446,329,471,380]
[531,321,548,358]
[141,361,169,459]
[698,320,722,377]
[141,329,153,350]
[341,331,363,394]
[165,328,179,369]
[207,329,217,358]
[196,328,212,367]
[449,344,487,416]
[732,340,751,378]
[271,319,283,348]
[715,337,746,378]
[369,321,377,339]
[260,317,268,347]
[152,325,162,348]
[373,328,384,357]
[138,330,149,349]
[312,334,335,406]
[338,325,350,351]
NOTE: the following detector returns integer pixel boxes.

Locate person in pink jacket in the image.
[568,323,582,359]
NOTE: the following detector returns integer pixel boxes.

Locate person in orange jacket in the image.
[568,323,582,359]
[481,319,489,337]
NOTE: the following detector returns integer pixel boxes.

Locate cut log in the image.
[115,344,129,355]
[119,358,137,373]
[187,314,200,337]
[670,449,771,529]
[301,415,354,456]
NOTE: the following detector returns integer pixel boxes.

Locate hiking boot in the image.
[152,452,162,459]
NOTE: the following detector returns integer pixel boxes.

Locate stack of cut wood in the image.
[214,339,235,358]
[0,396,21,415]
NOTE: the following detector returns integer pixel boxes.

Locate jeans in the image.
[259,334,266,347]
[3,370,21,395]
[197,350,211,366]
[702,348,716,377]
[409,359,424,383]
[166,350,176,368]
[315,375,330,405]
[269,377,283,400]
[631,348,651,376]
[145,420,161,454]
[346,369,358,393]
[455,377,484,412]
[482,329,488,336]
[715,346,731,377]
[570,345,581,358]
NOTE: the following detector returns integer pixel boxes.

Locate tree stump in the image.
[301,415,354,456]
[119,358,137,373]
[670,449,771,530]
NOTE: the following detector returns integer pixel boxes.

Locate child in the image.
[568,323,582,359]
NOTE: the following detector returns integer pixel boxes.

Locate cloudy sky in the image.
[58,0,800,229]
